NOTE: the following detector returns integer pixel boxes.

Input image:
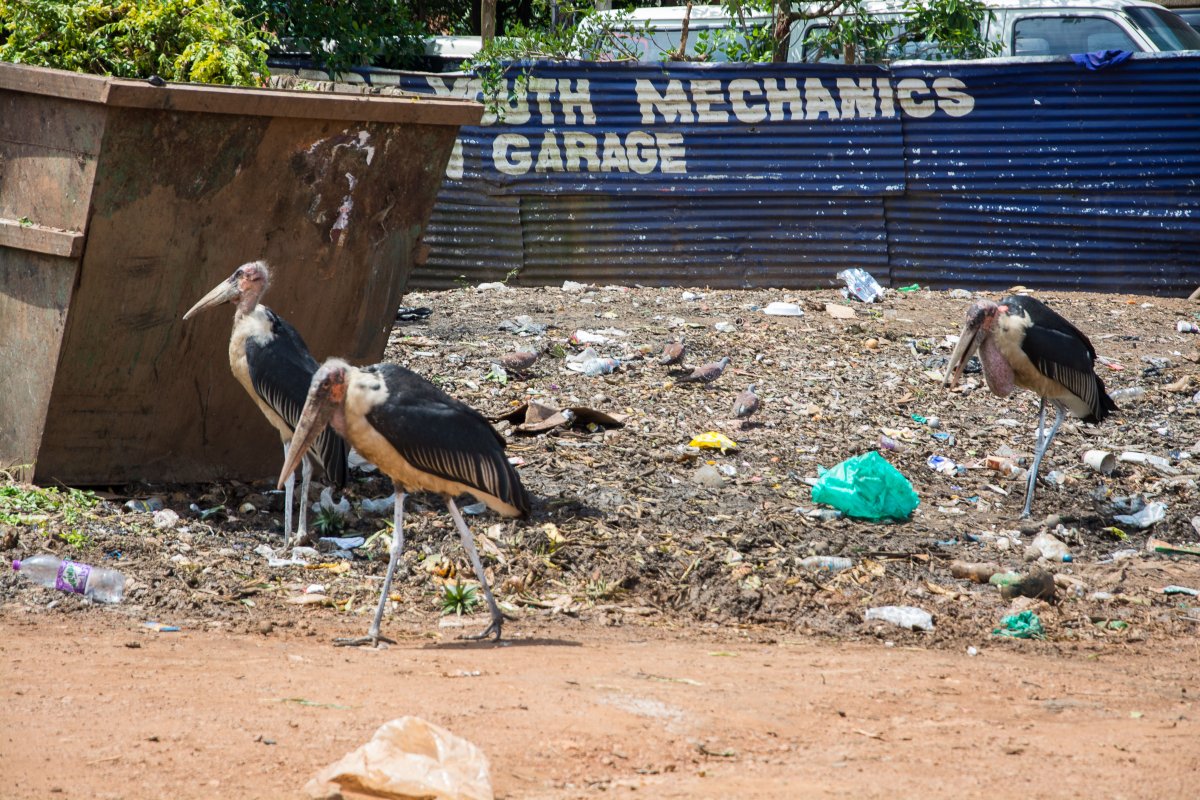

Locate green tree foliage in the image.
[240,1,431,76]
[0,0,274,85]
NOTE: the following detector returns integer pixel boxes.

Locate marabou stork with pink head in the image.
[944,295,1117,518]
[280,358,530,647]
[183,261,348,547]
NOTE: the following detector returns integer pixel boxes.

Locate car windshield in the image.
[1124,6,1200,50]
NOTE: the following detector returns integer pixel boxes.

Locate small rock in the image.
[258,621,275,636]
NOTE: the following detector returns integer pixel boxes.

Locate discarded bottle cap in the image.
[1082,449,1116,475]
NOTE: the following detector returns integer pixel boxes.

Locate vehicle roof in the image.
[606,0,1175,24]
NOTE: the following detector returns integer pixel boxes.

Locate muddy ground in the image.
[4,283,1200,798]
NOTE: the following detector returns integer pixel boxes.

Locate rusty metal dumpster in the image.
[0,62,481,485]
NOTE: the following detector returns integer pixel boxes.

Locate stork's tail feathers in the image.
[1089,375,1118,425]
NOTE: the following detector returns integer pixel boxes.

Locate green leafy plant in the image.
[0,0,275,85]
[441,580,480,615]
[0,481,100,546]
[312,506,347,537]
[241,0,429,77]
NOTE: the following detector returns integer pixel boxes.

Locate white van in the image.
[587,0,1200,61]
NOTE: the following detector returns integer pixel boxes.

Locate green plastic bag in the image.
[811,451,919,521]
[993,610,1045,640]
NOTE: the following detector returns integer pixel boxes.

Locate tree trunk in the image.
[772,1,791,63]
[481,0,497,42]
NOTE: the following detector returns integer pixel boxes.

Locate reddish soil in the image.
[2,611,1198,799]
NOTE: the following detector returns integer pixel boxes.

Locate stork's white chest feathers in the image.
[993,310,1076,404]
[227,307,291,440]
[228,308,274,390]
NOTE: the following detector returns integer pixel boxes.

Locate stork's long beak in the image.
[277,384,335,489]
[943,322,982,388]
[182,276,239,320]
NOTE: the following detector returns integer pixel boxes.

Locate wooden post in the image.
[481,0,497,42]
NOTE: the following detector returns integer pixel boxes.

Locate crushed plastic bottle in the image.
[1177,320,1200,334]
[798,555,853,572]
[1030,531,1072,562]
[582,357,619,376]
[12,555,126,603]
[1110,386,1145,402]
[865,605,934,632]
[836,268,884,303]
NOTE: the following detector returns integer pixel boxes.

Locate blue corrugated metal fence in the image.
[392,55,1200,294]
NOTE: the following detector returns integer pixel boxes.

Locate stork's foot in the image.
[334,633,395,648]
[460,612,514,642]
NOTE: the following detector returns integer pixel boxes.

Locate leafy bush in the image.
[241,0,430,77]
[0,0,274,85]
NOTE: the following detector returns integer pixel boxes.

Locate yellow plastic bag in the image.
[688,431,738,453]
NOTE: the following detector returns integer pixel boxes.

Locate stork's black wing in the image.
[1003,295,1097,360]
[1020,323,1116,424]
[363,363,529,516]
[247,308,349,486]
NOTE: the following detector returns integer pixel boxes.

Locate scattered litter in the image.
[497,315,547,335]
[348,448,378,473]
[714,321,738,333]
[311,487,350,516]
[395,306,433,322]
[811,451,919,522]
[1163,585,1200,596]
[188,503,225,520]
[570,329,612,345]
[561,280,591,293]
[837,268,884,303]
[152,509,180,529]
[360,493,396,515]
[124,497,164,513]
[762,302,804,317]
[993,611,1045,639]
[255,544,318,567]
[475,282,509,292]
[319,536,365,550]
[492,401,626,435]
[142,621,180,633]
[865,605,934,632]
[688,431,739,453]
[1030,532,1072,562]
[1082,449,1116,475]
[999,569,1057,601]
[798,555,853,572]
[305,716,492,800]
[1114,502,1167,529]
[460,502,488,515]
[693,465,726,489]
[1147,538,1200,557]
[926,455,959,476]
[1118,451,1179,475]
[950,561,999,583]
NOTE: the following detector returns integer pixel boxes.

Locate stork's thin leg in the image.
[1022,401,1065,518]
[296,454,314,546]
[336,489,406,648]
[281,443,296,550]
[448,497,512,642]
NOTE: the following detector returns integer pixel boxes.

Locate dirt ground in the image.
[4,282,1200,798]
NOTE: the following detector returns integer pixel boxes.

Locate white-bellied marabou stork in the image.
[183,261,348,547]
[944,295,1117,518]
[279,358,530,647]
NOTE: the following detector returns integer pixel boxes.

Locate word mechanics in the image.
[425,73,974,178]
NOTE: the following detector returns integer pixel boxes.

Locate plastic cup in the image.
[1082,449,1116,475]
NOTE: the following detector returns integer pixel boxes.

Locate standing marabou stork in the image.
[944,295,1117,518]
[280,358,530,646]
[183,261,348,547]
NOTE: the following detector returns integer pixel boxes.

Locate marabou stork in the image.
[280,358,530,646]
[944,295,1117,518]
[183,261,348,547]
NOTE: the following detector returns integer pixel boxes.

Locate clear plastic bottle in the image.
[1110,386,1145,402]
[12,555,126,603]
